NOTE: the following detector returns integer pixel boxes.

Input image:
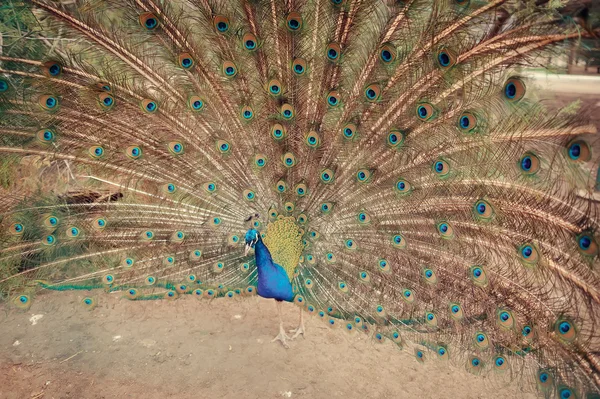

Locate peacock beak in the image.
[244,243,251,256]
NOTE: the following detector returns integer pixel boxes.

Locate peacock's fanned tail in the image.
[0,0,599,395]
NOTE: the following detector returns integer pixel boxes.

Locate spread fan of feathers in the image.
[1,0,599,396]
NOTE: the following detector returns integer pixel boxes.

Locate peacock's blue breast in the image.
[257,263,294,302]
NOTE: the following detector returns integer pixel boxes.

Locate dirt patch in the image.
[0,291,538,399]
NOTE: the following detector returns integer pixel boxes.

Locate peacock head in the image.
[245,228,260,256]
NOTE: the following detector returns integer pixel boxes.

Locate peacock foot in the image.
[289,323,305,340]
[272,325,291,348]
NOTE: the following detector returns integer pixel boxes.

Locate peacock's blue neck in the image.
[254,238,274,272]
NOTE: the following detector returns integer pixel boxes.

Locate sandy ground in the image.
[0,291,538,399]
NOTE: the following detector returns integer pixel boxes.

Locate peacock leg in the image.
[289,307,305,339]
[271,300,291,348]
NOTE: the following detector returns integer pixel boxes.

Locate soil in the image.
[0,291,537,399]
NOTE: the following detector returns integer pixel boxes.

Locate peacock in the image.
[0,0,599,396]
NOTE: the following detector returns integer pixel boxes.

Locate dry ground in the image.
[0,291,538,399]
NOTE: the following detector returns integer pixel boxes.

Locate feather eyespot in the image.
[473,199,494,221]
[139,12,159,30]
[179,53,194,69]
[503,78,525,101]
[395,178,412,194]
[356,169,372,183]
[525,383,555,399]
[88,145,104,159]
[282,152,296,167]
[213,15,230,33]
[93,217,106,230]
[519,152,540,174]
[379,44,396,64]
[432,159,450,177]
[190,249,202,260]
[518,243,539,266]
[140,99,158,113]
[305,131,321,148]
[81,297,96,310]
[437,49,457,68]
[469,265,488,287]
[126,146,142,159]
[392,234,406,248]
[416,103,436,121]
[280,104,295,120]
[222,61,237,78]
[122,257,134,268]
[423,268,437,284]
[216,139,231,154]
[387,129,404,147]
[473,331,489,349]
[320,168,335,184]
[327,91,341,107]
[437,345,449,360]
[203,182,217,193]
[271,123,286,140]
[415,349,425,362]
[292,58,307,75]
[96,92,114,110]
[402,289,415,304]
[576,233,598,257]
[44,216,59,228]
[496,308,515,330]
[211,217,222,226]
[275,180,286,193]
[141,230,154,241]
[342,123,357,140]
[0,78,8,92]
[286,12,303,31]
[266,79,283,96]
[42,61,62,77]
[326,43,341,62]
[241,105,254,120]
[425,311,437,326]
[189,96,205,111]
[320,202,333,214]
[449,303,463,320]
[467,356,484,375]
[284,202,294,212]
[554,318,577,342]
[9,223,24,236]
[493,356,508,372]
[566,140,591,162]
[103,274,115,285]
[377,259,391,273]
[357,211,371,225]
[36,129,56,144]
[297,214,308,224]
[364,84,381,102]
[557,387,576,399]
[458,112,477,132]
[242,33,258,51]
[172,231,185,243]
[43,234,56,246]
[254,154,267,168]
[39,95,59,111]
[66,226,81,238]
[344,239,356,250]
[168,141,184,155]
